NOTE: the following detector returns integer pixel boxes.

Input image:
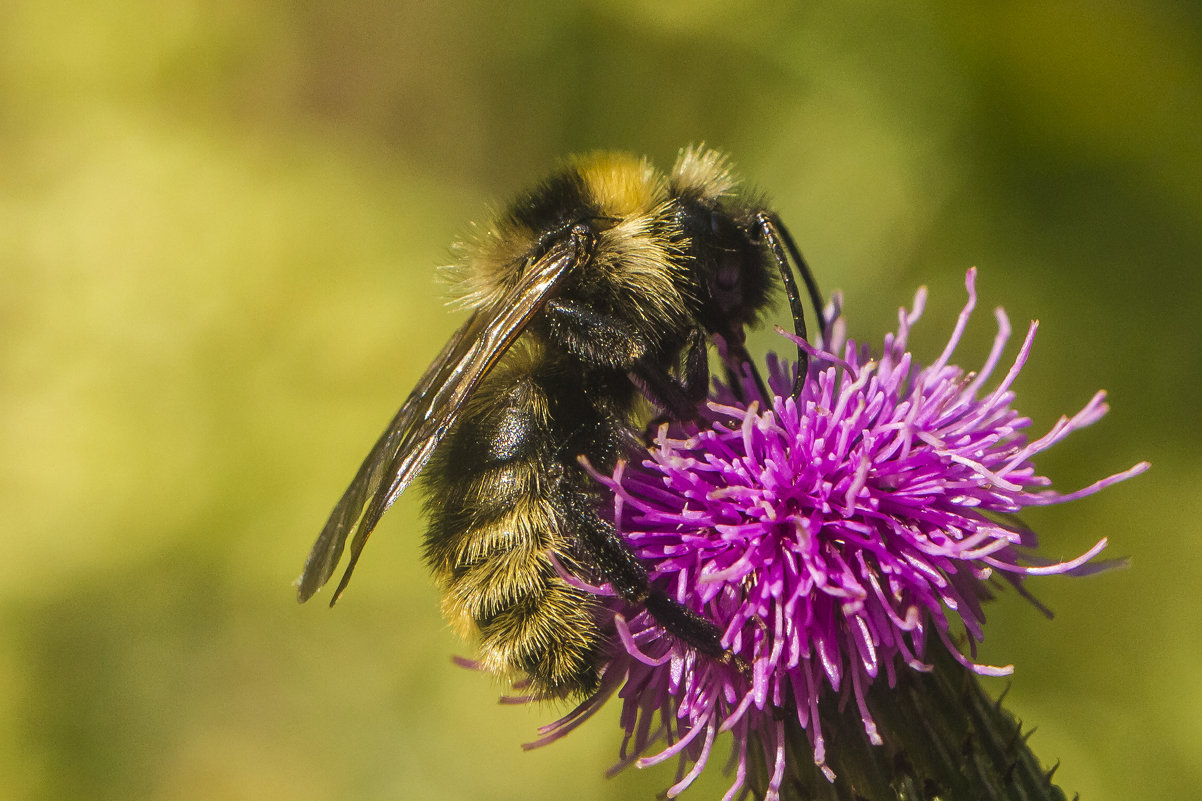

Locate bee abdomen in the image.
[422,362,601,697]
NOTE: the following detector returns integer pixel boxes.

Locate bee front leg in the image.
[542,300,705,421]
[680,326,710,404]
[543,299,649,370]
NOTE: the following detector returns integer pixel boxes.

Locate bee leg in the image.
[563,488,732,664]
[543,299,649,370]
[543,300,705,421]
[630,328,713,426]
[681,326,710,403]
[710,330,770,405]
[632,361,705,422]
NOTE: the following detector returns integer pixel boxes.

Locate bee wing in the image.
[297,239,584,605]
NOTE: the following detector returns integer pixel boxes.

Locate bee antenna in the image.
[755,212,825,396]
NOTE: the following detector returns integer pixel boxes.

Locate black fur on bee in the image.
[298,146,824,698]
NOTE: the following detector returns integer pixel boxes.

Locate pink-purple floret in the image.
[529,269,1147,800]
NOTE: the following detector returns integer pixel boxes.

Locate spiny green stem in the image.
[747,646,1070,801]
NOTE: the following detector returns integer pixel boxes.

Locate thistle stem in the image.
[748,646,1068,801]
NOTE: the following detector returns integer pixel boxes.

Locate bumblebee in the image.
[297,146,823,697]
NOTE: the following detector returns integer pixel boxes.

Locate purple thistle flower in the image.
[528,268,1147,800]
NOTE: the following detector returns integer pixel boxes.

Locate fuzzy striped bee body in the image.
[298,147,823,699]
[422,348,631,693]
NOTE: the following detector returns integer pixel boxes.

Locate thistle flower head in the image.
[530,269,1147,800]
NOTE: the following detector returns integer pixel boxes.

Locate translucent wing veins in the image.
[296,233,588,605]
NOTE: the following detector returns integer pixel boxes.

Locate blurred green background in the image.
[2,1,1198,799]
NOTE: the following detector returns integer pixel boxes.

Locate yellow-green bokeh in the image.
[2,2,1198,799]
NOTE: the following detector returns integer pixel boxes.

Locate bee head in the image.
[668,146,775,341]
[673,197,774,340]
